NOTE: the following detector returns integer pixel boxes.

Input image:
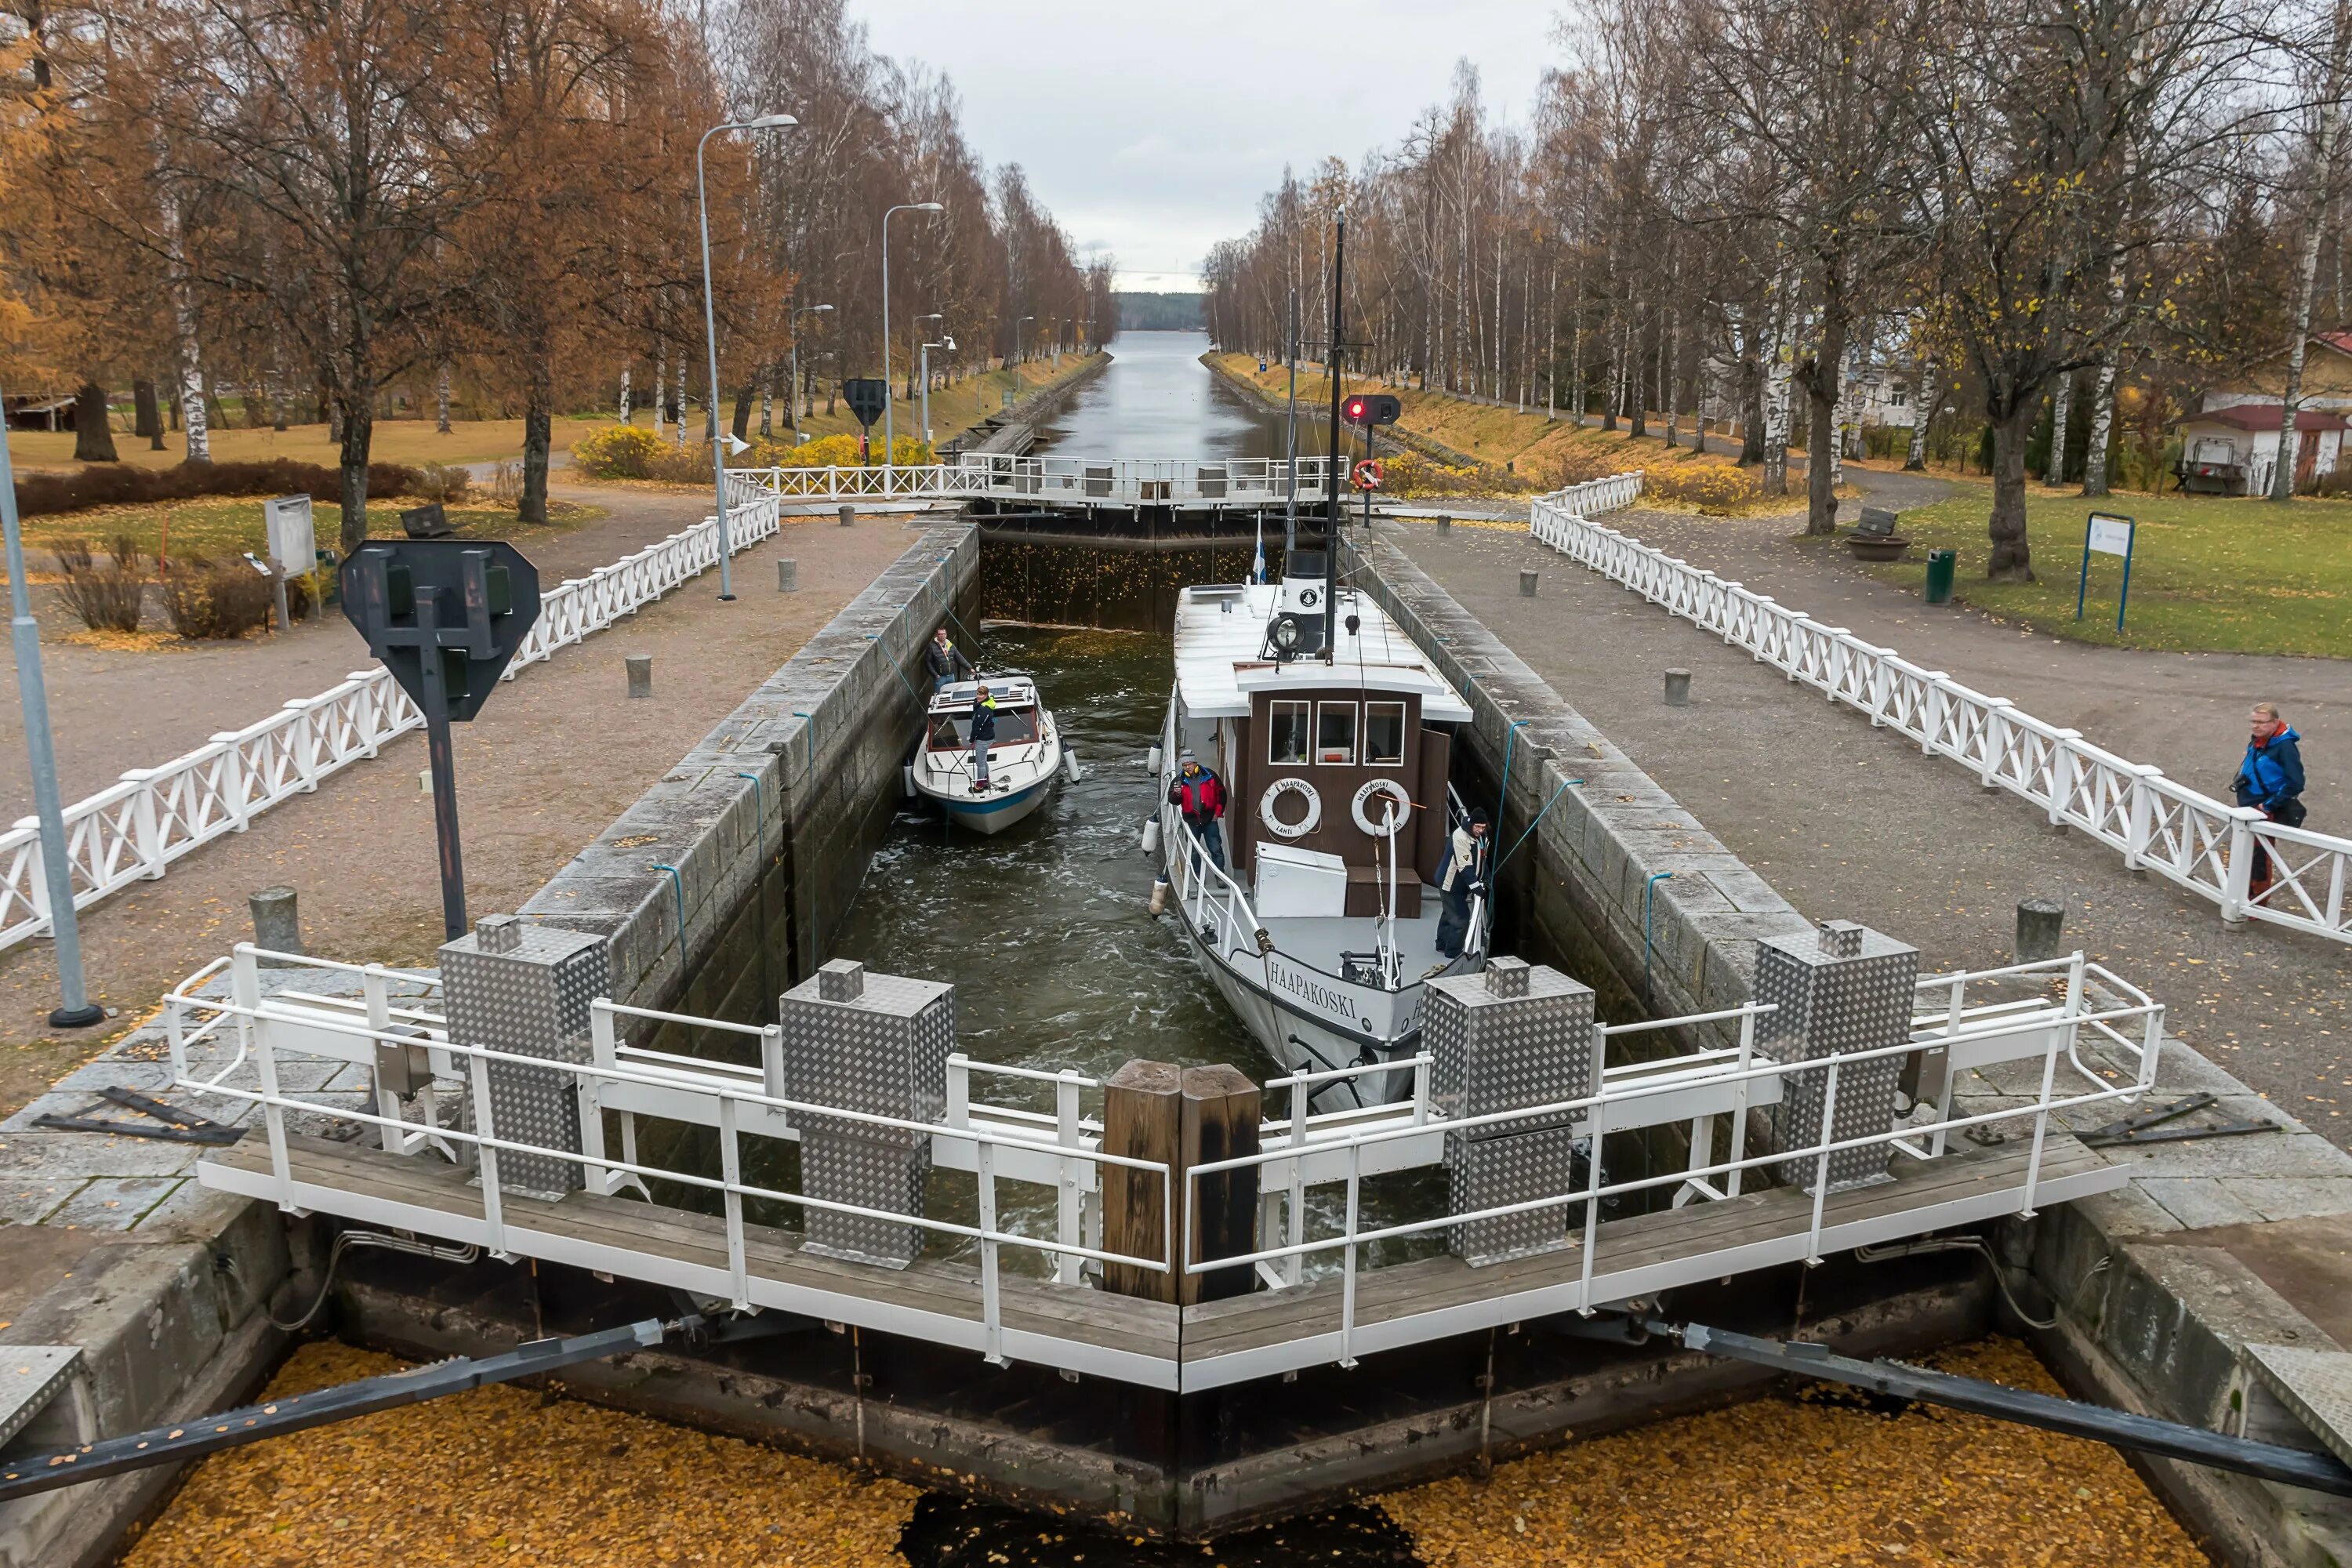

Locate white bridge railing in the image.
[740,454,1338,508]
[1528,485,2350,948]
[0,484,784,952]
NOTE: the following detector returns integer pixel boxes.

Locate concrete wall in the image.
[1342,531,1809,1034]
[519,524,981,1036]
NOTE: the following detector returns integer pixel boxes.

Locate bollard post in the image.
[249,885,304,964]
[1102,1060,1181,1302]
[1519,569,1539,597]
[1436,514,1452,531]
[1664,668,1692,707]
[777,557,799,593]
[2015,898,2066,963]
[839,503,855,528]
[1181,1065,1261,1305]
[625,655,652,699]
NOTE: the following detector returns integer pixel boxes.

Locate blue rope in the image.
[652,862,688,953]
[1497,718,1530,832]
[864,633,925,704]
[734,771,766,860]
[1642,871,1675,1006]
[1494,777,1584,873]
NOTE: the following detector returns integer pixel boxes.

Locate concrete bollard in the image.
[625,655,653,699]
[839,503,855,528]
[1519,569,1539,597]
[777,557,799,593]
[1664,669,1692,707]
[1436,514,1452,531]
[249,885,304,963]
[2016,898,2066,963]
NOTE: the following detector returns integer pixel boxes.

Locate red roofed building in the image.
[2173,402,2348,494]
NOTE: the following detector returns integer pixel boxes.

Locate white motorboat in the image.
[1153,554,1490,1111]
[913,674,1064,835]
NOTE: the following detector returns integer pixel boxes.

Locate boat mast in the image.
[1321,212,1346,662]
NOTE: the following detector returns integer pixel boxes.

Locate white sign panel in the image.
[263,495,315,574]
[2086,514,2134,557]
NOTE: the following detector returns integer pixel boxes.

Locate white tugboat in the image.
[1153,550,1489,1109]
[912,674,1065,835]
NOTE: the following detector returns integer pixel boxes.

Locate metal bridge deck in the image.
[201,1129,2119,1393]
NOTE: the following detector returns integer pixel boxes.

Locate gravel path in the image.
[1395,517,2352,1148]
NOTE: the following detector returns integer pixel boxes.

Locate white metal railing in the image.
[1527,491,2350,947]
[735,455,1339,507]
[0,491,785,952]
[163,948,1169,1367]
[1182,953,2163,1367]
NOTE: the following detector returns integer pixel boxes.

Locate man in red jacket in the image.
[1169,750,1228,869]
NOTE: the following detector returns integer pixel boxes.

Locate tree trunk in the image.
[132,378,162,445]
[1762,336,1792,496]
[1800,311,1847,535]
[518,408,550,528]
[436,365,452,435]
[1740,352,1765,465]
[2045,373,2073,485]
[73,383,119,462]
[1904,362,1937,470]
[337,393,374,554]
[1986,399,2037,582]
[731,383,753,441]
[760,376,772,439]
[2082,358,2118,497]
[2274,34,2346,500]
[617,366,632,425]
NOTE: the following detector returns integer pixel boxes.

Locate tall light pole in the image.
[697,111,797,601]
[880,201,943,493]
[789,302,833,442]
[920,336,954,445]
[0,394,103,1028]
[911,314,943,446]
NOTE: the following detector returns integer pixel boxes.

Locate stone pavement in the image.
[0,513,918,1116]
[1387,517,2352,1149]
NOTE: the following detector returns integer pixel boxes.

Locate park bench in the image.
[399,503,456,539]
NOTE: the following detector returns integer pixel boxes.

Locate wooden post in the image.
[1102,1059,1262,1305]
[1181,1065,1261,1305]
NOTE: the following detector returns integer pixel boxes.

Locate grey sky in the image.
[848,1,1560,291]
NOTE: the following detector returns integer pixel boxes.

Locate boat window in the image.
[1314,702,1357,766]
[1363,702,1407,767]
[927,706,1034,750]
[1267,700,1310,765]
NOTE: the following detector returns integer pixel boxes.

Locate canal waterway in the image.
[1034,328,1339,460]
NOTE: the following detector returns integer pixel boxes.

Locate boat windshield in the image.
[928,706,1036,750]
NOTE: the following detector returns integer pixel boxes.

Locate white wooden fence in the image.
[1528,477,2350,947]
[0,481,783,951]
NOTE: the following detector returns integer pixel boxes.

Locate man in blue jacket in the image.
[2233,702,2306,901]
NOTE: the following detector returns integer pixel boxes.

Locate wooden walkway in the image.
[201,1131,2122,1392]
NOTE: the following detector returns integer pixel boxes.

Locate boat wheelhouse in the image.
[1156,562,1489,1109]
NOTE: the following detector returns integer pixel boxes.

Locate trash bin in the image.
[1924,548,1958,604]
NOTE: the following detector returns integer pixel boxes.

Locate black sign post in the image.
[842,378,889,465]
[340,540,543,939]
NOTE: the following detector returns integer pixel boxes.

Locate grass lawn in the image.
[13,495,601,577]
[1875,481,2352,659]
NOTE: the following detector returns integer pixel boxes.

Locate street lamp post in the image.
[0,394,103,1029]
[880,202,943,494]
[696,111,797,601]
[911,314,943,445]
[789,302,833,443]
[920,336,954,444]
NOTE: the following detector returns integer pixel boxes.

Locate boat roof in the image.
[928,673,1039,714]
[1172,583,1474,723]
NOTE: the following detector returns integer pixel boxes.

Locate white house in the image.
[2172,402,2347,495]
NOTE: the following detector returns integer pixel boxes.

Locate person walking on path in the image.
[1430,808,1490,970]
[968,684,999,794]
[2233,702,2307,902]
[1168,750,1228,869]
[926,627,975,693]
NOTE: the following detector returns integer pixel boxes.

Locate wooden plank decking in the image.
[201,1130,2122,1393]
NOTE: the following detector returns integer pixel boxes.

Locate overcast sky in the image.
[848,1,1563,292]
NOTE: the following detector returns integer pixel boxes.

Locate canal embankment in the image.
[942,354,1111,458]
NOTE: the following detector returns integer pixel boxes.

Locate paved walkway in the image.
[1388,518,2352,1149]
[0,512,920,1115]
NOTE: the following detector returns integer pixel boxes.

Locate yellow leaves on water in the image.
[122,1342,919,1568]
[1378,1338,2204,1568]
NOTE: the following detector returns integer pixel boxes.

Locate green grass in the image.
[1869,485,2352,659]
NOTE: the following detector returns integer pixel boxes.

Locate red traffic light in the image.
[1343,394,1402,426]
[1345,397,1368,422]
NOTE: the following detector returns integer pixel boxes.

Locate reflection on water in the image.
[1036,328,1341,461]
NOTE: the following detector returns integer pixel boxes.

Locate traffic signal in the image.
[1343,394,1402,426]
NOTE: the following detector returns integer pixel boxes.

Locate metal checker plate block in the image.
[1445,1123,1576,1266]
[442,925,608,1199]
[0,1347,82,1448]
[1425,964,1594,1136]
[2242,1343,2352,1473]
[779,971,953,1123]
[800,1128,930,1269]
[1756,926,1916,1191]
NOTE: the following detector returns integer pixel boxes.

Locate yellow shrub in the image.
[1641,463,1764,515]
[745,432,932,469]
[569,423,667,480]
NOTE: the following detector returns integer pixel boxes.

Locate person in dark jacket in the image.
[968,685,998,793]
[1429,808,1490,969]
[926,627,975,693]
[2233,702,2307,902]
[1167,750,1228,869]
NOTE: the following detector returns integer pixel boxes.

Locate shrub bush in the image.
[410,462,472,503]
[1380,452,1489,498]
[750,432,931,469]
[1640,463,1766,515]
[53,535,148,632]
[158,555,275,639]
[13,458,424,518]
[568,424,666,480]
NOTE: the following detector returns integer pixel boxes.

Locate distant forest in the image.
[1115,292,1205,332]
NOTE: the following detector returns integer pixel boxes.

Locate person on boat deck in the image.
[926,627,975,693]
[1432,809,1490,969]
[1168,750,1228,869]
[968,685,998,794]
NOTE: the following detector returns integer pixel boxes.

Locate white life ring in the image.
[1352,779,1414,837]
[1259,776,1322,839]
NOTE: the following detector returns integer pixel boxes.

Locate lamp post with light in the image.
[697,111,797,600]
[911,314,943,445]
[880,201,943,492]
[789,302,833,442]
